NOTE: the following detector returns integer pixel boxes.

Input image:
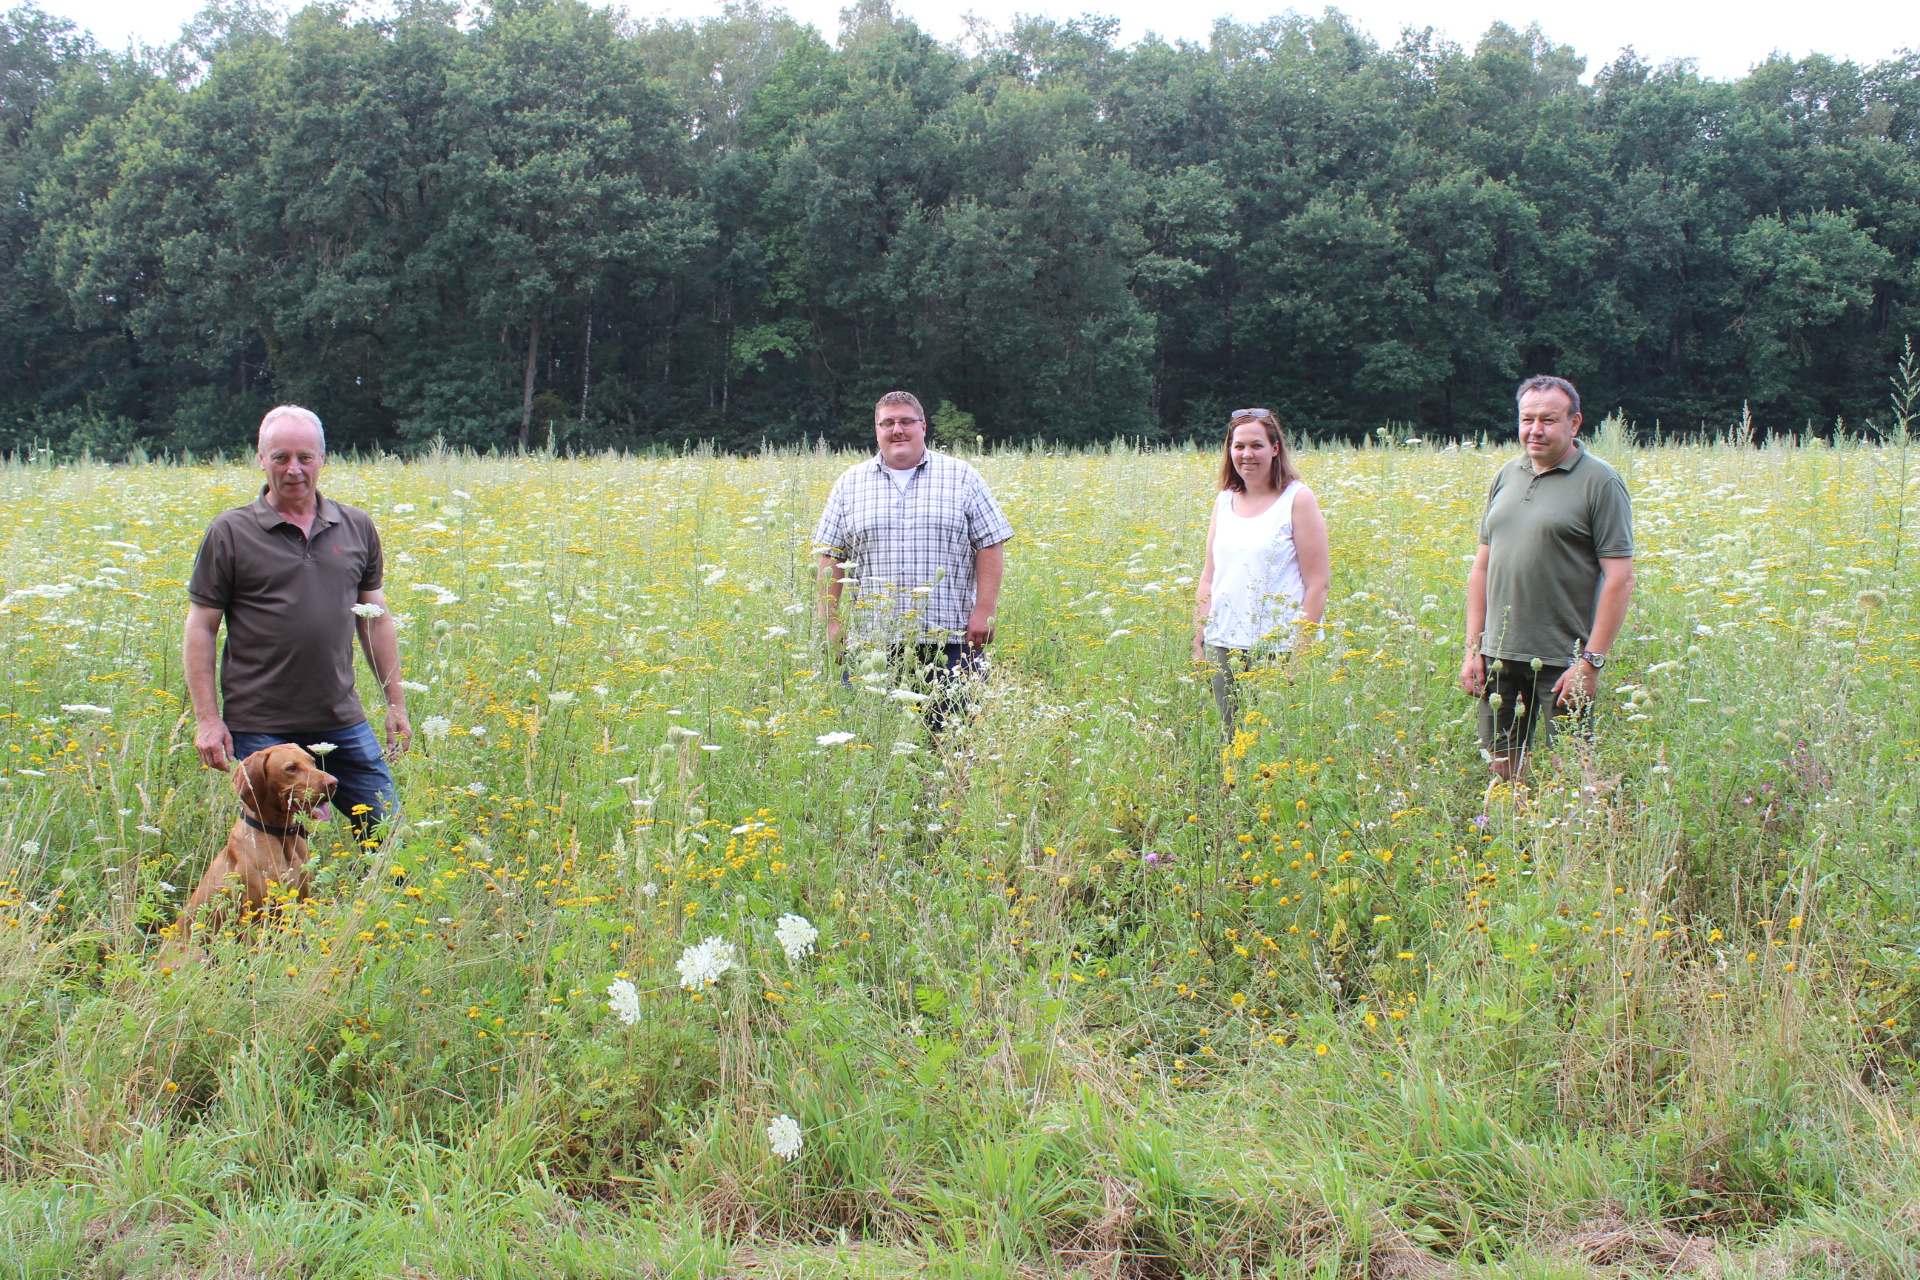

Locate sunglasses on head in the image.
[1230,408,1271,420]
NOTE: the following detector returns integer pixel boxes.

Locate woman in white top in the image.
[1192,408,1331,729]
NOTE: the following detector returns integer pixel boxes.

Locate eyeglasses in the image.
[877,417,923,429]
[1230,408,1271,419]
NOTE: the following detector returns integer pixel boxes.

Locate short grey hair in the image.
[258,404,326,453]
[1515,376,1580,420]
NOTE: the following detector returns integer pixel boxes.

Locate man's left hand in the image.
[1552,661,1598,708]
[965,610,996,648]
[385,705,414,758]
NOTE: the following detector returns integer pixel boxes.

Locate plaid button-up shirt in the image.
[812,449,1014,642]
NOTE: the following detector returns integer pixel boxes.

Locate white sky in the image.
[40,0,1917,83]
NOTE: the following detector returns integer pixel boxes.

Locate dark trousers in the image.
[844,643,987,736]
[231,718,396,848]
[1475,658,1592,758]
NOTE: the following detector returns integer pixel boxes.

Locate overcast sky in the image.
[39,0,1915,83]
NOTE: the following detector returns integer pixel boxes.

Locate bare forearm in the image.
[364,619,406,706]
[1587,568,1635,654]
[816,554,845,622]
[183,625,222,723]
[1301,581,1328,628]
[973,544,1004,616]
[1464,566,1488,651]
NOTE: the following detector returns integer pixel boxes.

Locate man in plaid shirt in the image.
[813,391,1014,730]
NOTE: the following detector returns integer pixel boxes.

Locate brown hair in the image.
[874,391,925,420]
[1218,408,1301,492]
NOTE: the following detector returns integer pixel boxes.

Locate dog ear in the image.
[232,749,268,807]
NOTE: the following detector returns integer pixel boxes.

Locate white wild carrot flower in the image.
[774,913,819,962]
[767,1114,803,1161]
[607,979,641,1027]
[676,937,738,990]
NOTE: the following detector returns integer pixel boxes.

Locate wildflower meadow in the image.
[2,423,1919,1277]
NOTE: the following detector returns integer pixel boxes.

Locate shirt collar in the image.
[1526,443,1585,476]
[870,448,933,472]
[252,487,341,530]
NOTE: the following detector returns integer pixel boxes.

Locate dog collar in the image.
[242,811,308,839]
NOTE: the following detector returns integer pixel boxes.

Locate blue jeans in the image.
[231,719,396,847]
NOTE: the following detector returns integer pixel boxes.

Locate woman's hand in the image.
[1192,630,1207,665]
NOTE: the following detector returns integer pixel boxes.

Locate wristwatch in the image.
[1580,650,1607,671]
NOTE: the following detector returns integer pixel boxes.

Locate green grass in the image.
[0,432,1917,1277]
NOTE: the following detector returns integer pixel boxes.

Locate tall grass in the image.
[0,434,1916,1277]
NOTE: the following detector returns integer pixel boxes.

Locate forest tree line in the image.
[3,0,1918,455]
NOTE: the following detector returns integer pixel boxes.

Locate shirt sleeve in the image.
[185,519,234,609]
[1477,468,1504,546]
[811,475,850,557]
[1591,474,1634,559]
[964,469,1015,550]
[360,516,385,592]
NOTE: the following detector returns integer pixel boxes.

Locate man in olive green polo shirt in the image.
[1458,376,1635,780]
[184,405,412,840]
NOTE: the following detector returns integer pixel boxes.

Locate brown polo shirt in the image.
[187,489,384,733]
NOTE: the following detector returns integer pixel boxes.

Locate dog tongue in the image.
[308,802,333,822]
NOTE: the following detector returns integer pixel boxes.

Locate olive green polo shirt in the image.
[1478,444,1633,666]
[187,489,384,733]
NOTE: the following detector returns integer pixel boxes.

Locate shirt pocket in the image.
[919,497,969,544]
[319,530,372,600]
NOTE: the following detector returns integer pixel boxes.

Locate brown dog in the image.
[167,744,337,950]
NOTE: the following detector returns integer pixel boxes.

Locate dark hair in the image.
[874,391,924,420]
[1218,409,1301,492]
[1515,375,1581,420]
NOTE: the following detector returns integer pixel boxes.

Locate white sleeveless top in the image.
[1204,482,1307,652]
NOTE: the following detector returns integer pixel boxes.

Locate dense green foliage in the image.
[3,0,1919,454]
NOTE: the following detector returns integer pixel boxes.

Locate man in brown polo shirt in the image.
[184,405,412,840]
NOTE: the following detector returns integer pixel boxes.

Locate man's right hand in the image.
[195,719,234,770]
[1458,651,1487,697]
[823,616,845,655]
